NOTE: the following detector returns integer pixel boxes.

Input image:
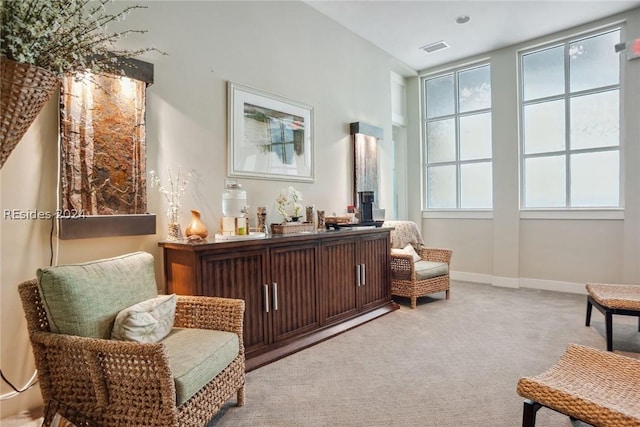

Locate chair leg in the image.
[605,310,613,351]
[585,298,593,326]
[237,385,245,406]
[522,399,542,427]
[445,289,450,300]
[410,296,417,309]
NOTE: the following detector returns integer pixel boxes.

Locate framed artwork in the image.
[228,82,314,182]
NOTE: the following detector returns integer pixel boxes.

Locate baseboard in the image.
[450,271,492,284]
[451,271,587,295]
[519,277,587,295]
[492,276,520,288]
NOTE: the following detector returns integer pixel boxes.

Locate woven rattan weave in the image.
[19,280,245,427]
[270,222,315,234]
[516,343,640,427]
[587,283,640,311]
[386,220,452,308]
[1,58,59,168]
[586,283,640,351]
[390,247,452,308]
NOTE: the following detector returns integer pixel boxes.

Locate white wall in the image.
[415,7,640,293]
[0,1,407,417]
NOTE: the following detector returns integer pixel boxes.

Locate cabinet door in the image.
[358,233,391,311]
[201,250,269,355]
[269,243,319,343]
[321,238,359,324]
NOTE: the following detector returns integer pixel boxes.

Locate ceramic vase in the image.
[185,209,209,239]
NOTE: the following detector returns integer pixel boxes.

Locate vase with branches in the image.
[1,0,162,77]
[0,0,164,168]
[150,168,194,241]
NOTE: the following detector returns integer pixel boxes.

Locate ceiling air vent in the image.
[420,41,450,54]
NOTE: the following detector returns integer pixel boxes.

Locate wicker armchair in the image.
[383,220,452,309]
[516,343,640,426]
[18,252,245,427]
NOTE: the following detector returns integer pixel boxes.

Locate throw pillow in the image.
[111,294,177,343]
[391,245,421,263]
[403,243,422,263]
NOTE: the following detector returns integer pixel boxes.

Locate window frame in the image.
[518,27,623,211]
[421,62,493,212]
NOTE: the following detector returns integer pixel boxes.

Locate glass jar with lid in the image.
[222,179,247,218]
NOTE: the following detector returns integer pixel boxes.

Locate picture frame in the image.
[228,82,314,182]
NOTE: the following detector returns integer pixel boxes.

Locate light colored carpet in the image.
[4,281,638,426]
[209,281,639,427]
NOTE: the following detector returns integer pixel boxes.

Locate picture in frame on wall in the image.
[228,82,314,182]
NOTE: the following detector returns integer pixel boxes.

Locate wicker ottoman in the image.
[586,283,640,351]
[516,343,640,427]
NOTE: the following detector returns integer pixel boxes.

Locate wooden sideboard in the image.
[159,228,398,370]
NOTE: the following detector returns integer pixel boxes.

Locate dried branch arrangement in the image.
[0,0,163,77]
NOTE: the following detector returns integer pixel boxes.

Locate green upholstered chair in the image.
[19,251,245,427]
[383,220,452,309]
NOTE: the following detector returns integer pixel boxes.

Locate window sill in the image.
[422,210,493,219]
[519,209,624,220]
[421,209,624,220]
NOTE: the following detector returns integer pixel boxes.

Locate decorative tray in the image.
[325,221,384,230]
[214,232,266,241]
[324,216,351,224]
[271,222,315,234]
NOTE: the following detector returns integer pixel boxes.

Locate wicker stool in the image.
[586,283,640,351]
[516,343,640,427]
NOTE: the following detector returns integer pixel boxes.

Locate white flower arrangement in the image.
[0,0,164,77]
[275,186,303,222]
[149,167,193,224]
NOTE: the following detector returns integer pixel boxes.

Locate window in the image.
[520,29,621,209]
[423,64,493,210]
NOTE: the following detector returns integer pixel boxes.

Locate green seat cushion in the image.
[162,328,240,407]
[415,260,449,280]
[37,252,158,339]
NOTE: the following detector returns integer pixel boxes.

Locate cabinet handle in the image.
[360,264,366,286]
[356,264,361,287]
[264,284,270,313]
[273,282,278,311]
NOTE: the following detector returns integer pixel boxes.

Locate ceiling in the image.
[305,1,640,72]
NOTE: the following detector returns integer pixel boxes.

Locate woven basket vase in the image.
[1,57,59,169]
